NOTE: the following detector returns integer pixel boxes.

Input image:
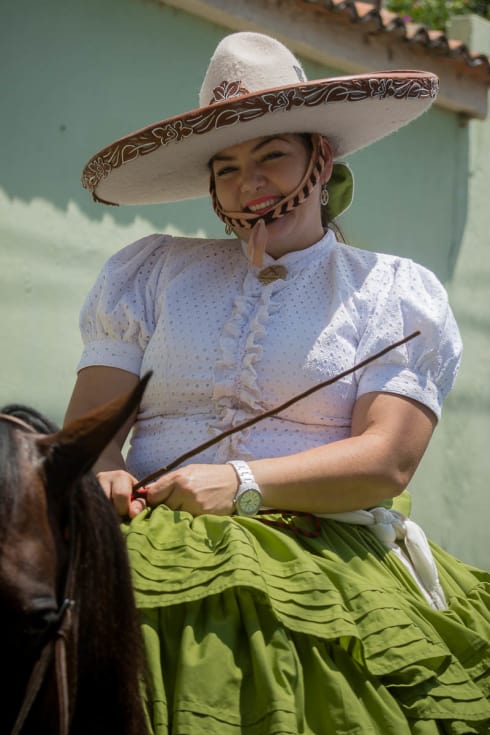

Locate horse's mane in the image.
[1,402,59,432]
[0,404,52,540]
[0,403,149,734]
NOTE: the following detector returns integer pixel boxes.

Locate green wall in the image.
[1,0,488,567]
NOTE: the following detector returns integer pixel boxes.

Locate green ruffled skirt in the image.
[122,508,490,735]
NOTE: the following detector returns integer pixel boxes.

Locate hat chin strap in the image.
[210,134,328,268]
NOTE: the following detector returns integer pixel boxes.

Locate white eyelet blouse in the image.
[77,229,462,479]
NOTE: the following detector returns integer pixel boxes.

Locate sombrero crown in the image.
[82,31,438,207]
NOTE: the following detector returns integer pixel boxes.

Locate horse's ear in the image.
[38,372,152,484]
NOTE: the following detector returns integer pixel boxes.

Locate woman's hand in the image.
[65,366,144,517]
[97,469,147,519]
[144,463,238,516]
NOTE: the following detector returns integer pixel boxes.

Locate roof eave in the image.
[157,0,489,120]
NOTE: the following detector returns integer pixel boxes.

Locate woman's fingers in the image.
[96,469,143,517]
[144,464,237,515]
[96,464,238,518]
[129,495,147,518]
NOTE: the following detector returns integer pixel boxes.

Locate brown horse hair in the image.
[0,403,150,735]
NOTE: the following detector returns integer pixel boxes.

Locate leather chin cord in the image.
[210,134,329,268]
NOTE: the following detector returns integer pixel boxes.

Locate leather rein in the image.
[0,413,79,735]
[132,331,420,493]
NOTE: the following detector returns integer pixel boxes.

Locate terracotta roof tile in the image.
[299,0,490,78]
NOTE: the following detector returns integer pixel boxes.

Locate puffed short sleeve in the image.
[77,234,168,375]
[355,257,462,419]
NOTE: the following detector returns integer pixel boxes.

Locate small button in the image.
[257,265,288,284]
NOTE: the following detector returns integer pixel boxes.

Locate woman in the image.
[67,32,490,734]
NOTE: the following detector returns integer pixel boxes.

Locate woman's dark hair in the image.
[298,134,347,243]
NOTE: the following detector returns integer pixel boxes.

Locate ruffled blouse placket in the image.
[211,265,292,463]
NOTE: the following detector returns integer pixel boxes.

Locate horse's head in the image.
[0,373,151,735]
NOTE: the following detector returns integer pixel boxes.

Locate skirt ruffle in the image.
[123,508,490,735]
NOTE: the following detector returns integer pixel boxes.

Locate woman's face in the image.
[211,134,332,258]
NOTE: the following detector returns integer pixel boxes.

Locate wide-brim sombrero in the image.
[81,31,439,207]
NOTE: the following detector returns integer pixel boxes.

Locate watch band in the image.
[227,460,263,516]
[228,459,255,487]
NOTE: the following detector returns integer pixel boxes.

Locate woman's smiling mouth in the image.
[245,196,281,214]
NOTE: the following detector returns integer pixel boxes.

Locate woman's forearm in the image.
[249,392,436,514]
[64,366,140,477]
[92,440,128,474]
[249,434,406,514]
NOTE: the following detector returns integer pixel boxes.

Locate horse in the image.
[0,375,152,735]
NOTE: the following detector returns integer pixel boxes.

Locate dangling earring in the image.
[320,184,329,207]
[225,223,233,236]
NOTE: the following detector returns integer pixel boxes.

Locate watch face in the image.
[237,488,262,515]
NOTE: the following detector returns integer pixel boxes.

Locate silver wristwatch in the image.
[227,460,263,517]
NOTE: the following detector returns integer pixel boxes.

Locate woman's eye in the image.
[215,165,238,177]
[262,150,285,161]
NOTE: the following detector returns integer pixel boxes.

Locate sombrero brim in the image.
[82,70,438,206]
